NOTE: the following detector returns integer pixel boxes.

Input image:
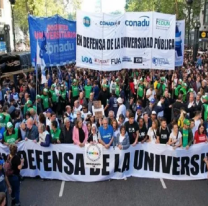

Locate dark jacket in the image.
[25,125,39,141]
[60,125,73,144]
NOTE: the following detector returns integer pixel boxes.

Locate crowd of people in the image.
[0,52,208,205]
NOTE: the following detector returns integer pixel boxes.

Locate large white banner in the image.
[175,20,185,67]
[76,11,176,71]
[1,141,208,181]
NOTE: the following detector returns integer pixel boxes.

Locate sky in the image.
[81,0,126,13]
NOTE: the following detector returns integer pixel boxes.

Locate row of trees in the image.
[13,0,82,36]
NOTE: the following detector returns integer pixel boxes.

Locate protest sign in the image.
[28,15,76,67]
[76,11,176,71]
[0,141,207,181]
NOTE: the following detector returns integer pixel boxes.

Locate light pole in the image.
[193,20,201,62]
[186,0,193,49]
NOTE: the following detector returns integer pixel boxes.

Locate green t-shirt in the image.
[115,86,120,97]
[137,84,144,98]
[0,114,10,127]
[72,86,79,97]
[174,85,181,96]
[4,128,18,144]
[84,85,92,99]
[41,95,49,109]
[27,106,37,113]
[50,90,57,103]
[182,129,189,147]
[50,128,61,140]
[180,88,187,102]
[203,104,208,120]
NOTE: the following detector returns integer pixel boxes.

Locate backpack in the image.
[4,155,13,176]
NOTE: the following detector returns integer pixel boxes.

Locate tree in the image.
[13,0,82,35]
[126,0,203,26]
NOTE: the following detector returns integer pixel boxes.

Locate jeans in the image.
[8,175,20,205]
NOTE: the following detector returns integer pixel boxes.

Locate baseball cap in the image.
[43,88,48,93]
[179,79,183,83]
[182,83,187,87]
[188,88,194,93]
[36,95,41,100]
[73,79,77,83]
[150,98,156,104]
[117,97,123,104]
[51,84,55,88]
[116,78,119,82]
[140,77,144,82]
[202,95,208,101]
[102,84,108,88]
[161,77,165,82]
[61,84,64,87]
[7,122,13,129]
[152,111,157,115]
[46,108,53,113]
[183,119,190,126]
[26,100,32,106]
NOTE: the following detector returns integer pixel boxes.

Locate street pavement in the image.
[17,177,208,206]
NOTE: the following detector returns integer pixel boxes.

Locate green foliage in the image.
[13,0,82,35]
[126,0,203,26]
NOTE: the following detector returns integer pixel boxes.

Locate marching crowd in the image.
[0,51,208,205]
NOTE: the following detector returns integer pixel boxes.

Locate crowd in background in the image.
[0,51,208,204]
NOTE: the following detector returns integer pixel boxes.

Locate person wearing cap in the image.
[179,83,187,102]
[180,119,193,149]
[49,84,58,113]
[137,77,146,102]
[156,77,166,99]
[116,97,126,119]
[174,79,183,98]
[36,95,43,115]
[202,95,208,121]
[84,79,92,100]
[69,79,79,107]
[41,88,50,111]
[23,99,37,116]
[124,112,139,145]
[3,122,21,146]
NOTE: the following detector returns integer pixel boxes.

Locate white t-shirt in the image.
[117,104,126,119]
[169,131,182,146]
[119,134,125,143]
[147,128,157,143]
[146,89,156,101]
[194,119,201,131]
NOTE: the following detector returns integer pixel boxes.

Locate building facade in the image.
[0,0,14,52]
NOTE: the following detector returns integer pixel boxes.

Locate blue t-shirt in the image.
[99,125,114,145]
[0,127,5,141]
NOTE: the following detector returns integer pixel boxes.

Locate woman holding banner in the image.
[114,126,130,150]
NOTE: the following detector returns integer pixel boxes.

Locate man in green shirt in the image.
[115,78,120,97]
[84,80,92,100]
[180,119,193,150]
[3,122,20,145]
[59,85,67,114]
[23,100,37,115]
[41,88,50,111]
[174,79,182,98]
[50,120,61,144]
[179,83,187,102]
[137,78,146,100]
[156,77,166,99]
[69,79,79,107]
[202,95,208,121]
[0,113,10,128]
[49,84,58,112]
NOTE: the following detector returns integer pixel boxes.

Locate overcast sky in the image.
[81,0,126,13]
